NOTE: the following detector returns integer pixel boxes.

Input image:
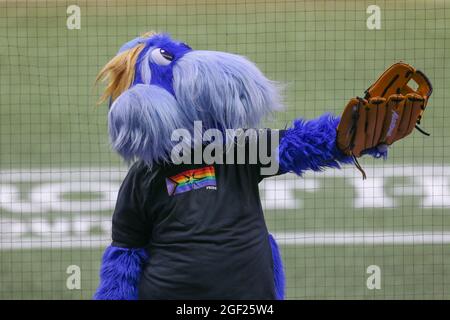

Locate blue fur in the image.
[133,34,192,95]
[173,50,283,131]
[279,113,387,176]
[269,234,285,300]
[94,246,149,300]
[108,84,190,165]
[109,38,284,166]
[133,48,152,85]
[117,36,146,54]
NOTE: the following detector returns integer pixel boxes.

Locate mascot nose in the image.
[172,50,283,130]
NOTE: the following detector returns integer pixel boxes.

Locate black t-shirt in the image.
[111,129,285,299]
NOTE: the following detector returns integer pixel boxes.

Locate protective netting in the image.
[0,0,449,299]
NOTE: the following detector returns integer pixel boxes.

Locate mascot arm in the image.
[94,162,151,300]
[94,245,149,300]
[278,113,386,176]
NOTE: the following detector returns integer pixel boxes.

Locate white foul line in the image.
[273,232,450,245]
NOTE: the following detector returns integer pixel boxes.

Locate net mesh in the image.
[0,0,449,299]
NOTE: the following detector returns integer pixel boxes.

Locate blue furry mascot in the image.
[93,32,390,300]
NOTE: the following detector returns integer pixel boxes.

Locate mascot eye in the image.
[151,48,174,66]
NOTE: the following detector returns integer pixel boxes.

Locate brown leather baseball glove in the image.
[336,62,433,178]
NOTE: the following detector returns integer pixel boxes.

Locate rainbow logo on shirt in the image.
[166,166,217,196]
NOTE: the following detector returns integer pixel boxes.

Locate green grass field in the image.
[1,0,450,299]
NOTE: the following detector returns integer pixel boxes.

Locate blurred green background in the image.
[0,0,449,299]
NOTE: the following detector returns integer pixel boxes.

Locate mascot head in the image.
[97,32,284,166]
